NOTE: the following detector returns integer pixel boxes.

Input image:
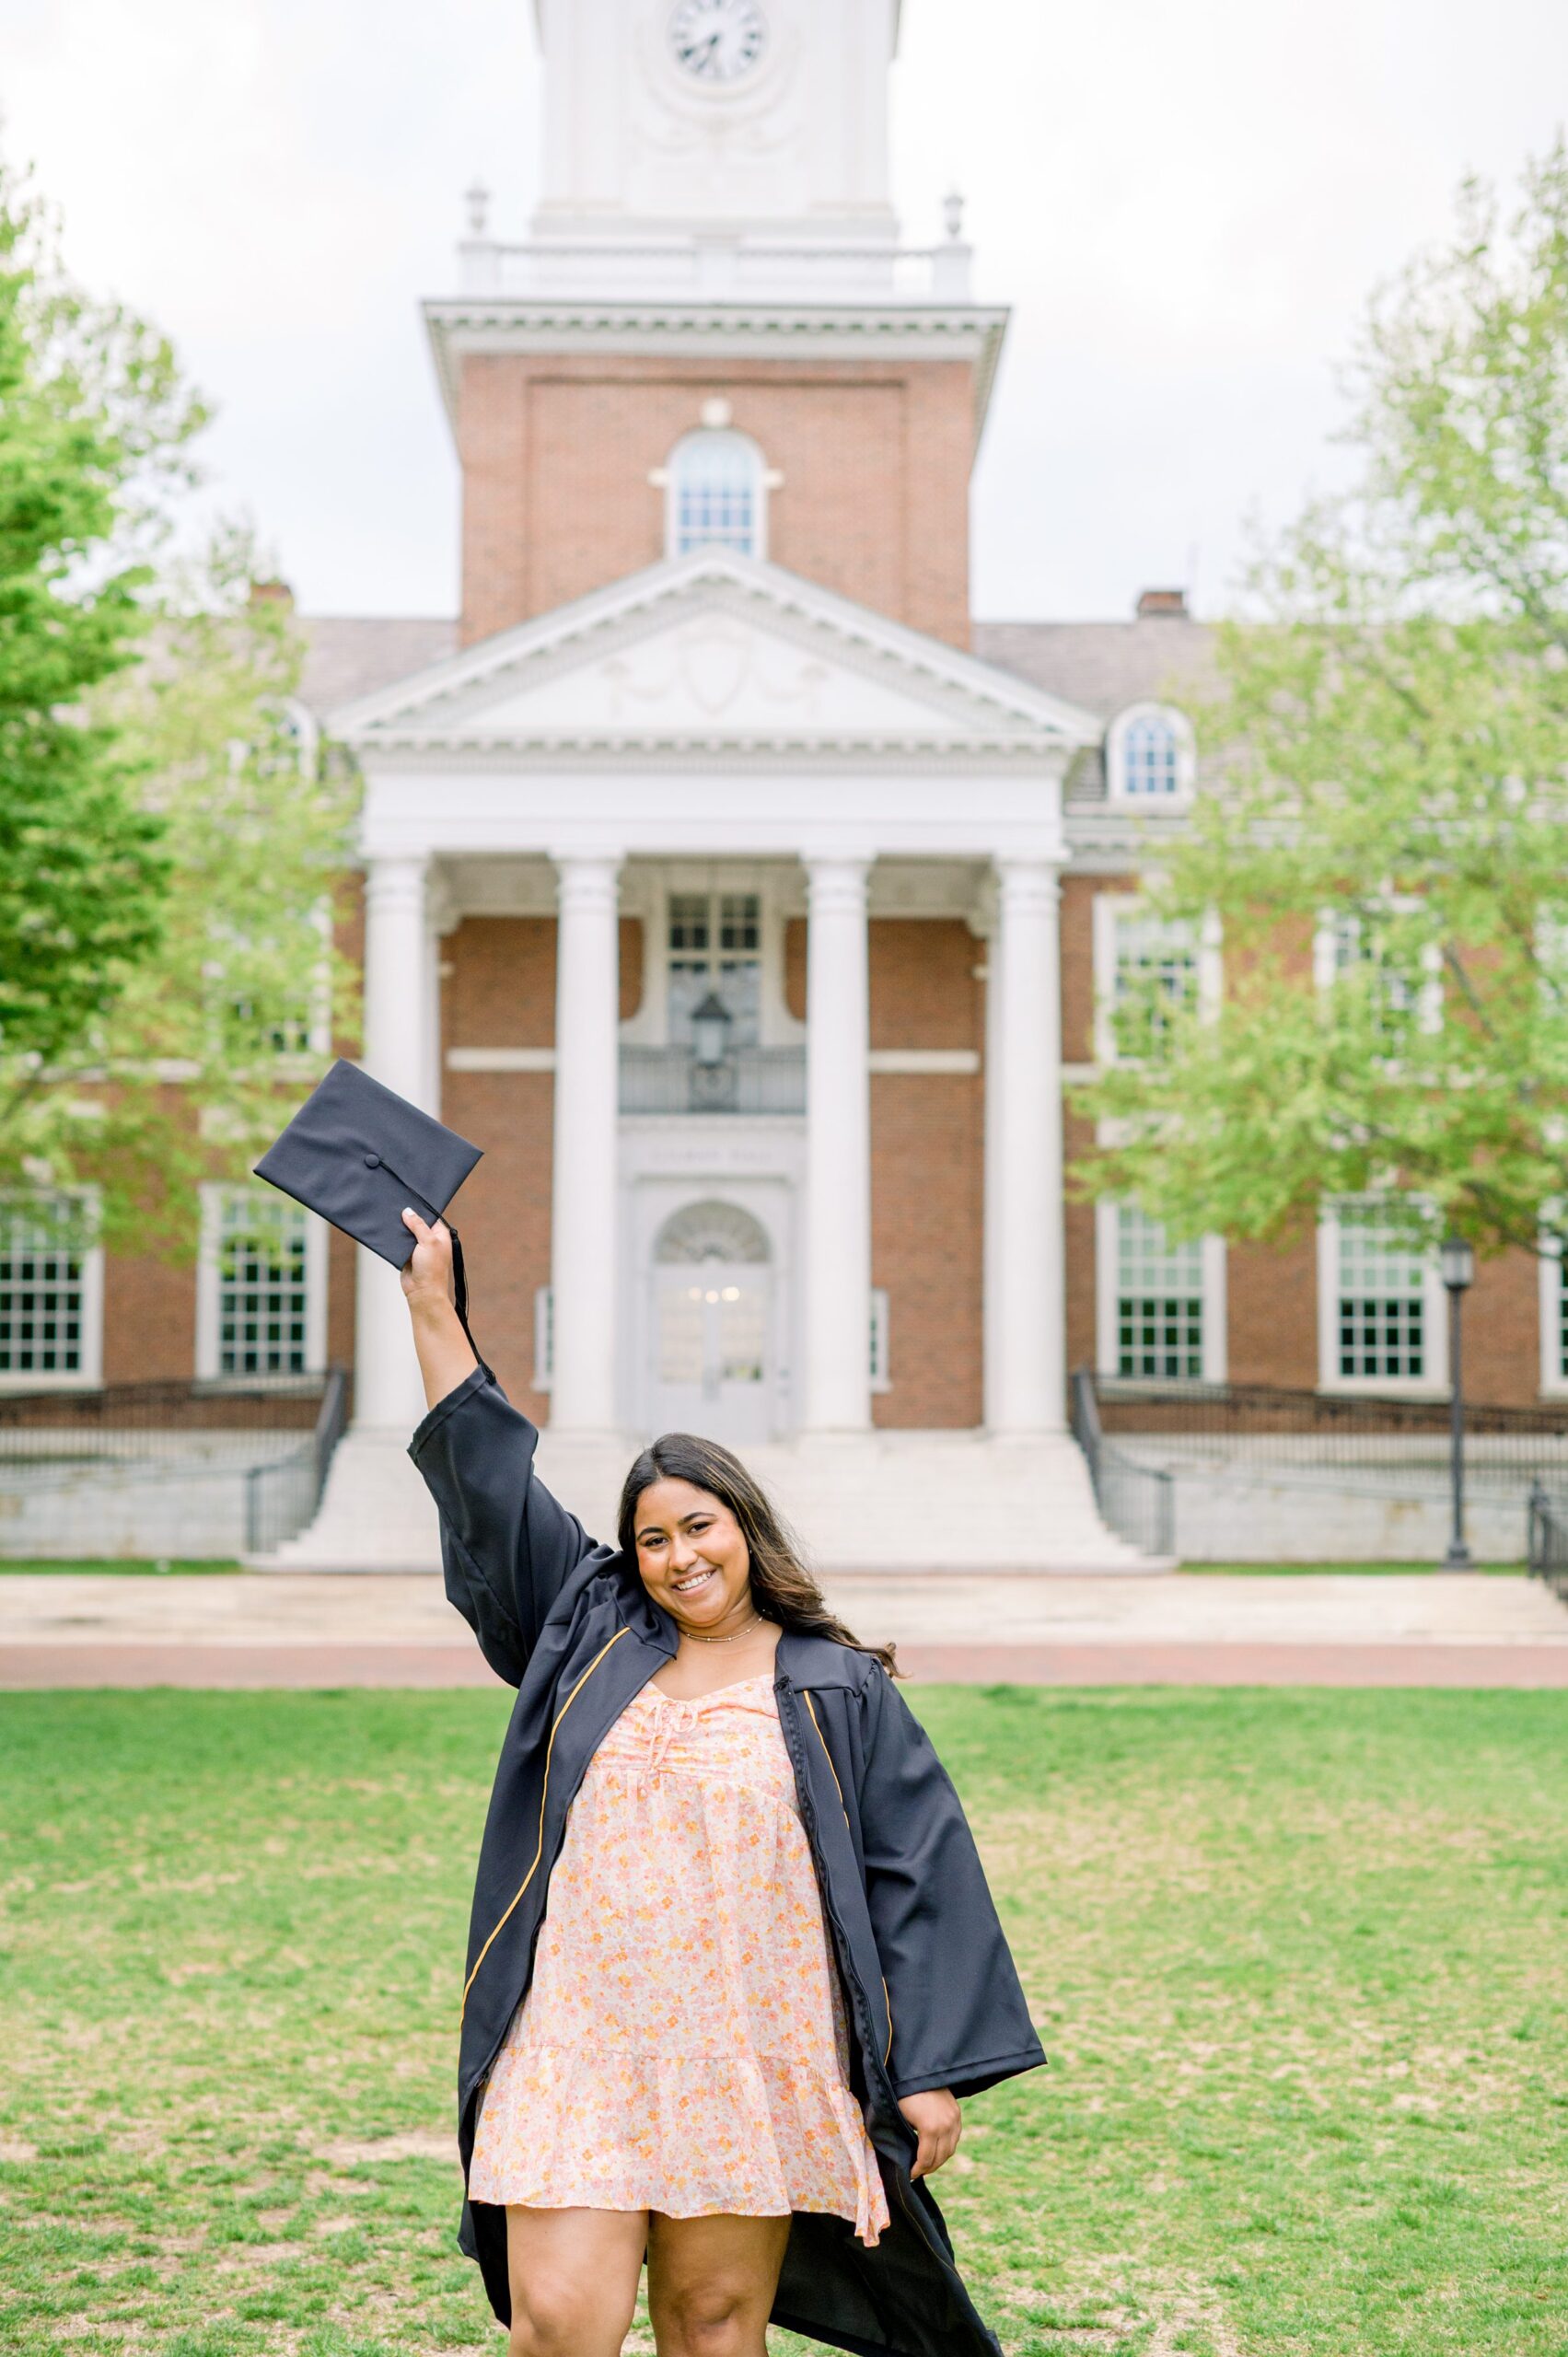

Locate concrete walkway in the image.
[3,1570,1567,1687]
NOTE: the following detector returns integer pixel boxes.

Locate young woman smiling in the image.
[400,1210,1045,2357]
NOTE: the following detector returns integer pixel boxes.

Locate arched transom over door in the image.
[648,1199,774,1446]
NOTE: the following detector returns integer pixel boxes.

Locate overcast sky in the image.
[6,0,1566,621]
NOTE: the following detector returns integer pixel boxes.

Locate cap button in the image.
[364,1152,381,1168]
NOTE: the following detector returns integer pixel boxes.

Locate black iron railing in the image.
[244,1365,352,1554]
[619,1045,807,1116]
[1527,1484,1568,1598]
[0,1376,325,1454]
[0,1369,352,1557]
[1070,1368,1176,1557]
[1094,1378,1568,1463]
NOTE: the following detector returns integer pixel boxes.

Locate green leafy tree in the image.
[0,162,359,1253]
[0,163,190,1101]
[1080,143,1568,1262]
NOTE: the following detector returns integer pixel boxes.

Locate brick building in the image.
[10,0,1559,1566]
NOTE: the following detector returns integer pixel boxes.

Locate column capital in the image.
[992,853,1063,910]
[803,853,874,916]
[364,852,428,906]
[550,851,623,911]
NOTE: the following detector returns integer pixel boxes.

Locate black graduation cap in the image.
[254,1058,487,1358]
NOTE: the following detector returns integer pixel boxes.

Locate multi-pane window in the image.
[668,892,762,1047]
[1121,713,1181,796]
[1310,900,1434,1051]
[1333,1202,1427,1380]
[0,1197,94,1378]
[1109,703,1192,801]
[670,430,761,557]
[215,1193,312,1376]
[1540,1226,1568,1391]
[1114,1207,1205,1379]
[1111,910,1198,1060]
[870,1288,890,1391]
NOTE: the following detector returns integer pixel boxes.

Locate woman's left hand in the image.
[897,2086,961,2179]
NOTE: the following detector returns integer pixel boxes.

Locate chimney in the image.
[249,577,296,610]
[1135,588,1188,619]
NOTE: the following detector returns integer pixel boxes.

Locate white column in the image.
[802,854,873,1434]
[549,853,621,1433]
[354,854,437,1430]
[984,857,1066,1434]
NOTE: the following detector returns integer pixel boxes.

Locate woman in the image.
[400,1209,1045,2357]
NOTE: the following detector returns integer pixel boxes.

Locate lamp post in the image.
[691,990,733,1069]
[688,990,735,1110]
[1440,1233,1475,1569]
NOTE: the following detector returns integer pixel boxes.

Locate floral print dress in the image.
[468,1671,889,2243]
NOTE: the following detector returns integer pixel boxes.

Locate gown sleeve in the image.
[855,1666,1048,2103]
[408,1366,601,1687]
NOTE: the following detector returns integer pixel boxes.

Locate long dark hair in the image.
[617,1432,900,1678]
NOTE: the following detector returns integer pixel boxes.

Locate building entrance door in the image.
[648,1200,774,1445]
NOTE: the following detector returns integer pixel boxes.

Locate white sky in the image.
[6,0,1566,622]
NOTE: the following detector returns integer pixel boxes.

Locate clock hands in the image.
[679,31,724,75]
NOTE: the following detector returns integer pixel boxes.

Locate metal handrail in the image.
[1070,1368,1175,1557]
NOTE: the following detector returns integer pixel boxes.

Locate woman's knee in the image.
[653,2278,757,2357]
[509,2269,624,2357]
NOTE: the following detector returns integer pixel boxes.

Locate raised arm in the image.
[400,1211,605,1684]
[399,1209,479,1409]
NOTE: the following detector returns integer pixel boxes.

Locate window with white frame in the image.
[870,1287,890,1392]
[667,429,766,558]
[667,891,762,1047]
[1319,1198,1442,1387]
[1539,1223,1568,1396]
[198,1187,324,1380]
[1094,900,1202,1061]
[1107,703,1195,803]
[1317,906,1439,1046]
[1097,1202,1225,1383]
[534,1285,554,1391]
[0,1194,102,1385]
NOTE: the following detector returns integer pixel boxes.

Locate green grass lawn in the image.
[0,1689,1564,2356]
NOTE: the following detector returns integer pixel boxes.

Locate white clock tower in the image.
[530,0,901,251]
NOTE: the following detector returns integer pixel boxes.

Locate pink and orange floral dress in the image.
[468,1670,889,2244]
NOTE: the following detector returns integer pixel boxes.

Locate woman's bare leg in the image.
[645,2212,792,2357]
[505,2205,649,2357]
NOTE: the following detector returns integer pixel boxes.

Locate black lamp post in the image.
[1440,1232,1475,1569]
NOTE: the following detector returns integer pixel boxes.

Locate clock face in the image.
[668,0,769,84]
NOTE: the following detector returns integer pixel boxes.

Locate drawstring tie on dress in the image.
[639,1694,698,1791]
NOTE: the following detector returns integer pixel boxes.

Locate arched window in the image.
[655,1199,772,1266]
[667,429,766,559]
[1107,702,1195,803]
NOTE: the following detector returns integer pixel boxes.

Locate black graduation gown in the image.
[411,1368,1047,2357]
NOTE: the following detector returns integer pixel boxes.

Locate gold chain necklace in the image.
[682,1611,764,1646]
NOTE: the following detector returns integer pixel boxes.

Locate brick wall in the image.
[82,886,1555,1418]
[438,916,558,1413]
[456,353,977,651]
[867,921,984,1428]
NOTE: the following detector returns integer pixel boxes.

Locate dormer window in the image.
[1107,702,1195,804]
[667,428,766,559]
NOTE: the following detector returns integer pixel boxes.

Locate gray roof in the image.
[298,613,1219,799]
[300,616,459,716]
[971,616,1220,720]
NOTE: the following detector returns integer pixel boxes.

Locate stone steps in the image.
[263,1425,1166,1573]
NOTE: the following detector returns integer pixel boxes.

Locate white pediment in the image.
[331,552,1099,761]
